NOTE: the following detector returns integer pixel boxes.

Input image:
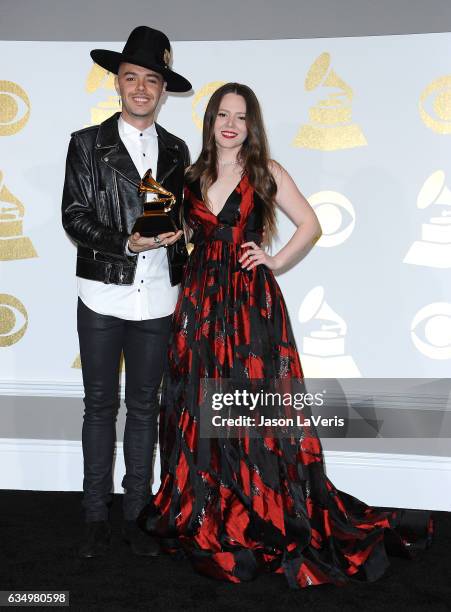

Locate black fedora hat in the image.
[90,26,192,93]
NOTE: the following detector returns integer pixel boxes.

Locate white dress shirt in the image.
[77,116,180,320]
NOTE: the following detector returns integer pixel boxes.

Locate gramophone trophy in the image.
[132,169,178,237]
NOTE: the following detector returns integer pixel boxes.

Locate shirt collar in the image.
[118,115,157,138]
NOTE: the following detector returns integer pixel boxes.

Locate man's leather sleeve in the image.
[61,134,129,258]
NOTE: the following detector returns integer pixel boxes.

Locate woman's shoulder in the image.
[267,159,285,184]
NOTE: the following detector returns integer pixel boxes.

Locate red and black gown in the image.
[139,174,433,588]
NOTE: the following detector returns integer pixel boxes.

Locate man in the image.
[62,26,191,558]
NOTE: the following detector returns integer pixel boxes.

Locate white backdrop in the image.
[1,33,451,388]
[1,34,451,507]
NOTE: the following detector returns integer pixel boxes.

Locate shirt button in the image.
[138,289,141,292]
[140,133,143,137]
[141,280,144,284]
[142,255,146,259]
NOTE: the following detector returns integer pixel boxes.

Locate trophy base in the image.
[131,215,178,238]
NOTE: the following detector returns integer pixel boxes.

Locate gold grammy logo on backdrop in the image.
[0,171,37,260]
[307,190,356,247]
[85,64,121,126]
[0,80,31,136]
[419,76,451,134]
[192,81,225,131]
[0,294,28,347]
[293,52,367,151]
[404,170,451,268]
[298,286,361,377]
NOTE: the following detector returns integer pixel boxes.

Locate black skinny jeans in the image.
[77,298,172,522]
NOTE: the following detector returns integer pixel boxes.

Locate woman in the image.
[139,83,432,588]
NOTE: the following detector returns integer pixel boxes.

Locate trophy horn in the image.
[139,169,176,212]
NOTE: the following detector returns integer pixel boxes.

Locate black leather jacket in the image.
[62,112,189,286]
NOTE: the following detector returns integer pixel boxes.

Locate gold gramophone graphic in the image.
[132,169,178,237]
[192,81,226,131]
[419,76,451,135]
[0,171,37,261]
[293,52,367,151]
[404,170,451,268]
[298,286,361,377]
[85,63,121,126]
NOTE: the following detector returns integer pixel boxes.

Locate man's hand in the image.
[128,230,184,253]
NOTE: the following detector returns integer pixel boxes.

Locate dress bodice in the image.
[183,174,263,245]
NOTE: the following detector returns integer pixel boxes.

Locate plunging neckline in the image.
[203,174,245,219]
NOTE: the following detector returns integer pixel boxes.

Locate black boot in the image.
[78,521,112,558]
[122,520,160,556]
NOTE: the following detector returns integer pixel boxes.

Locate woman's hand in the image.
[239,241,281,271]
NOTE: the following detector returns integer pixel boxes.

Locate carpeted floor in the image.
[1,491,450,612]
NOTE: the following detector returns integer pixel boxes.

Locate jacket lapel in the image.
[96,115,181,187]
[103,140,141,186]
[96,113,141,187]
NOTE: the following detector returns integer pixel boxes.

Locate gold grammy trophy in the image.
[0,171,37,260]
[132,169,178,237]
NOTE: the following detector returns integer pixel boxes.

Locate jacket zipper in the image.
[112,173,122,231]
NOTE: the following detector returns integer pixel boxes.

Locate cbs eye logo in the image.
[0,81,31,136]
[192,81,225,131]
[411,302,451,360]
[0,294,28,347]
[307,191,355,247]
[419,76,451,135]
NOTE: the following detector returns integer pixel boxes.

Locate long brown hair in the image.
[186,83,277,241]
